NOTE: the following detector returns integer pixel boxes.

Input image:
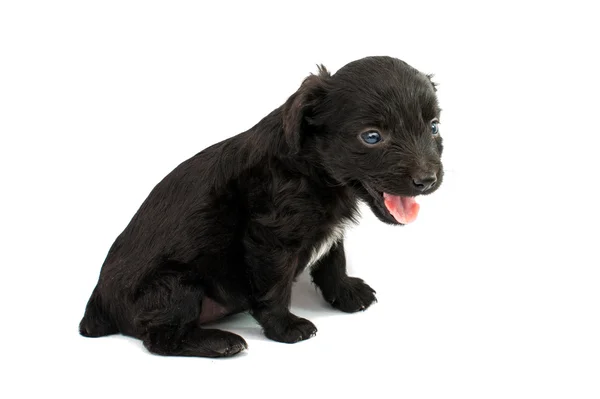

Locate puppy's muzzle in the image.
[411,172,437,192]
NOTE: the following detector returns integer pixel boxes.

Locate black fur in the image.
[80,56,443,357]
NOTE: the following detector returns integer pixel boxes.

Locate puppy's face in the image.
[284,56,443,225]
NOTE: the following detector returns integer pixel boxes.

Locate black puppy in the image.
[80,56,443,357]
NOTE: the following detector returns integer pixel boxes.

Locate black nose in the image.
[412,173,437,191]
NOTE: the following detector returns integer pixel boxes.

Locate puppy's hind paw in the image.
[329,277,377,313]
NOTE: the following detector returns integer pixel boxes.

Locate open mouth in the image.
[363,184,421,225]
[382,193,420,224]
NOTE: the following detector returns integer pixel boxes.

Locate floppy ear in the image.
[282,65,330,153]
[426,73,438,92]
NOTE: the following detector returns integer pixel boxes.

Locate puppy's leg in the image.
[134,275,247,357]
[311,241,377,313]
[246,252,317,343]
[79,286,119,337]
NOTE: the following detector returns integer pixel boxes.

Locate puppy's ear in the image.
[426,73,438,92]
[282,65,330,153]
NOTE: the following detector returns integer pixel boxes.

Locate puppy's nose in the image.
[412,173,437,191]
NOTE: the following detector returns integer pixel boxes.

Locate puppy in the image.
[80,56,443,357]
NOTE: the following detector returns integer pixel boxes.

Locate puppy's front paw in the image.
[263,317,317,344]
[329,277,377,313]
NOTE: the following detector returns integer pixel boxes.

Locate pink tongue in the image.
[383,193,420,224]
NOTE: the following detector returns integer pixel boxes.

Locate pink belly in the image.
[198,297,233,324]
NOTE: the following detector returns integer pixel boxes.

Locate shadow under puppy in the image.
[80,56,444,357]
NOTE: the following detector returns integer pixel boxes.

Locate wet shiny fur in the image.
[79,56,443,357]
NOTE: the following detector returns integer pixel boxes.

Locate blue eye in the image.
[361,131,382,144]
[431,121,439,135]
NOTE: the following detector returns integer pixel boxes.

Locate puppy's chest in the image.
[304,222,348,268]
[301,190,357,268]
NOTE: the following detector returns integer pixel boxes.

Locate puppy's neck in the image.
[247,107,345,190]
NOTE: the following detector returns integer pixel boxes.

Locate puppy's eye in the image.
[360,131,382,145]
[431,121,440,135]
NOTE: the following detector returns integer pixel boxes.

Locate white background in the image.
[1,1,599,398]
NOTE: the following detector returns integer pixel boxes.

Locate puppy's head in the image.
[283,56,443,225]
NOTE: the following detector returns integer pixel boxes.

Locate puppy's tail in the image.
[79,286,118,337]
